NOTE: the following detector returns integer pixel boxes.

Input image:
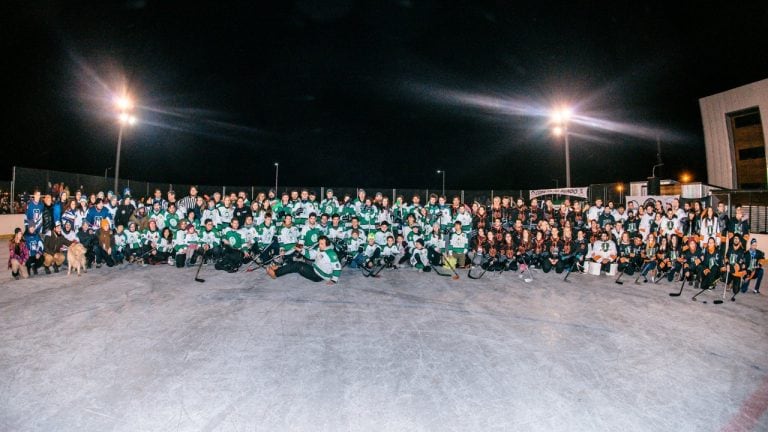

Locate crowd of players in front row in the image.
[6,186,765,294]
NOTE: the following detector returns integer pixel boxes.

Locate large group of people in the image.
[6,184,765,295]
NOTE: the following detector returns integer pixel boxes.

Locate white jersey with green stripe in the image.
[277,225,300,251]
[313,248,342,282]
[255,223,277,248]
[447,230,469,254]
[199,228,221,248]
[142,229,161,247]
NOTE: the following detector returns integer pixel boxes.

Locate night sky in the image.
[4,1,767,191]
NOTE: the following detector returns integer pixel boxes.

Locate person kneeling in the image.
[266,236,341,285]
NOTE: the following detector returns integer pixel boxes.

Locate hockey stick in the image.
[691,276,717,301]
[467,265,488,280]
[713,240,731,305]
[441,252,460,280]
[194,252,205,283]
[669,275,686,297]
[563,258,578,282]
[521,263,533,283]
[614,263,629,285]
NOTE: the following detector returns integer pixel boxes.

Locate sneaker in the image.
[168,257,174,266]
[754,289,761,294]
[33,267,38,275]
[45,267,51,275]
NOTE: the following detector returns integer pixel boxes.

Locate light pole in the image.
[274,162,279,194]
[114,96,136,195]
[552,178,559,201]
[436,170,445,197]
[551,107,572,188]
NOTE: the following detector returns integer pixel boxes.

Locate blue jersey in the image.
[26,200,44,232]
[24,232,44,256]
[86,207,113,230]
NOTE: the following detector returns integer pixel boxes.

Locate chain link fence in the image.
[710,190,768,234]
[6,167,726,229]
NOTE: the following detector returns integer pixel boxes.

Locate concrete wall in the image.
[699,78,768,189]
[0,214,26,238]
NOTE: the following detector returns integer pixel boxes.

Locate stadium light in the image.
[551,106,573,188]
[114,93,136,194]
[681,172,692,183]
[114,96,134,111]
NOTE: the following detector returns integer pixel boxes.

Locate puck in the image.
[702,301,707,304]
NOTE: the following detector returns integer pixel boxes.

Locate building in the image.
[700,78,768,190]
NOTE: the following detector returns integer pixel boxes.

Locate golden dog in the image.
[66,243,87,276]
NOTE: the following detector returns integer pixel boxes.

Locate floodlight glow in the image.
[552,126,563,136]
[119,113,137,125]
[681,173,692,183]
[551,107,572,124]
[115,96,134,111]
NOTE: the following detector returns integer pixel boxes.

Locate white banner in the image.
[529,187,589,199]
[625,195,680,210]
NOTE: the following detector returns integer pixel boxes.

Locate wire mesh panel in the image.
[463,190,492,207]
[0,180,13,214]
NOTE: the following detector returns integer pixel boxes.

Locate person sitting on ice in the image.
[266,235,341,285]
[589,230,617,274]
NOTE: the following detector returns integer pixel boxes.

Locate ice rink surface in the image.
[1,249,767,431]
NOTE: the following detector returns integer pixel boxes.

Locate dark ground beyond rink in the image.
[1,242,767,431]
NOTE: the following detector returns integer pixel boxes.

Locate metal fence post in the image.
[10,166,15,214]
[491,189,494,202]
[461,189,465,204]
[392,188,396,204]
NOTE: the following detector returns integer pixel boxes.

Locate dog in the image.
[66,243,87,276]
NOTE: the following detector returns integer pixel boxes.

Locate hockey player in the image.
[742,238,764,293]
[374,221,394,248]
[699,207,720,248]
[587,198,604,223]
[298,213,323,261]
[25,189,44,234]
[320,189,339,217]
[446,221,469,268]
[85,198,113,231]
[254,213,278,264]
[165,203,181,232]
[724,235,747,294]
[358,233,382,271]
[266,236,341,284]
[216,196,234,230]
[728,206,750,243]
[345,229,366,269]
[410,238,431,272]
[23,224,45,275]
[276,214,300,262]
[453,204,472,235]
[124,222,143,263]
[381,236,401,269]
[698,237,721,290]
[358,197,379,232]
[590,230,617,274]
[202,199,219,229]
[637,233,659,282]
[148,201,167,230]
[327,214,346,243]
[681,239,702,286]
